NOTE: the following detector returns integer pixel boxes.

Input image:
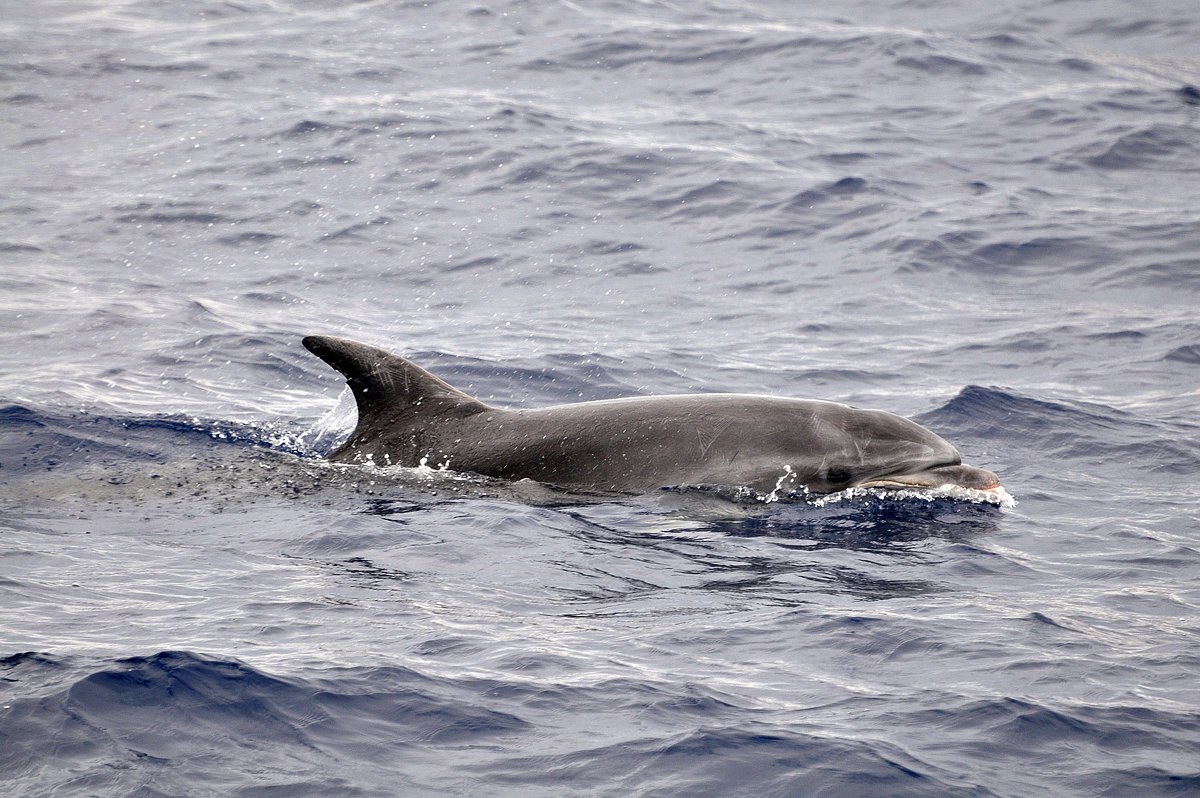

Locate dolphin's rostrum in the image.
[303,335,1002,497]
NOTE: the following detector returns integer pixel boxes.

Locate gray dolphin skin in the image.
[303,335,1002,496]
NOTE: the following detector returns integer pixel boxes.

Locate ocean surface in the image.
[3,0,1200,795]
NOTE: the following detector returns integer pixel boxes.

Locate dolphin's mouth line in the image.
[856,462,1002,492]
[857,476,950,489]
[854,462,958,489]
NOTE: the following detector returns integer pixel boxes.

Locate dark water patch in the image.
[113,199,233,226]
[0,241,44,253]
[964,697,1200,753]
[174,328,320,384]
[3,92,43,105]
[13,135,66,149]
[443,254,503,273]
[923,385,1125,440]
[1083,124,1200,171]
[410,636,485,659]
[966,236,1112,274]
[330,554,414,585]
[117,210,231,225]
[892,696,1200,794]
[0,651,64,680]
[1081,86,1168,114]
[0,651,529,796]
[1026,611,1075,631]
[217,231,284,246]
[445,146,522,179]
[785,565,942,602]
[0,403,343,510]
[583,239,647,256]
[0,404,173,475]
[697,492,1002,550]
[279,119,347,139]
[503,159,554,186]
[781,176,870,210]
[626,684,743,724]
[651,179,758,219]
[1059,57,1097,71]
[888,229,987,272]
[1071,17,1167,39]
[87,56,211,76]
[249,154,357,177]
[1086,328,1146,343]
[529,28,885,75]
[1164,345,1200,365]
[304,113,424,139]
[240,288,309,305]
[283,199,324,216]
[478,723,978,797]
[818,151,875,164]
[920,386,1200,477]
[1097,259,1200,291]
[1,651,55,666]
[1086,767,1200,797]
[971,33,1026,48]
[358,497,430,518]
[318,215,393,242]
[894,54,988,76]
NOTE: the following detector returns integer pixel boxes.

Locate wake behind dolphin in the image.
[303,335,1005,499]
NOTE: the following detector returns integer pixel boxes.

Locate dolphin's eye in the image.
[826,467,852,485]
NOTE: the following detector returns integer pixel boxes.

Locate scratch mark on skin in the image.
[696,418,732,457]
[369,362,396,392]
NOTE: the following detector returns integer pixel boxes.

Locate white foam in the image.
[763,464,800,503]
[811,483,1017,508]
[298,386,357,454]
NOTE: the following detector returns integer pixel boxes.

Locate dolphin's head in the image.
[807,406,1001,495]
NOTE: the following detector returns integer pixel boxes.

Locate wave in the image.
[0,403,352,510]
[1080,123,1200,172]
[475,723,975,797]
[0,403,291,467]
[922,386,1200,472]
[32,651,1191,798]
[0,650,526,797]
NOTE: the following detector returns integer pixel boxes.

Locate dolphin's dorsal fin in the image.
[303,335,490,426]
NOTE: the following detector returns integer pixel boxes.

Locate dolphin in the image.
[302,335,1003,497]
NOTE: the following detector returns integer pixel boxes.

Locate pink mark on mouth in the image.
[983,483,1013,504]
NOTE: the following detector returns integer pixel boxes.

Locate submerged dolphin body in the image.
[303,335,1002,496]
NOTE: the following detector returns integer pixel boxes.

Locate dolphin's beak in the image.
[858,463,1002,493]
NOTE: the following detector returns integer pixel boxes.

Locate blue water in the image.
[3,0,1200,795]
